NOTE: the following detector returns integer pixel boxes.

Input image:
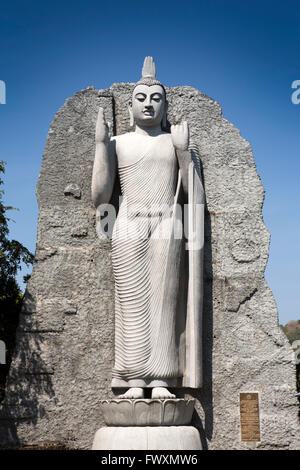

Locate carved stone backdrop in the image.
[0,84,298,449]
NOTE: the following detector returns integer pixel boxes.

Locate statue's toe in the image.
[151,387,176,399]
[118,387,144,399]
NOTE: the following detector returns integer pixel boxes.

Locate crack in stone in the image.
[227,287,258,313]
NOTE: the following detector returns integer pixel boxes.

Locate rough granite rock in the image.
[0,84,298,450]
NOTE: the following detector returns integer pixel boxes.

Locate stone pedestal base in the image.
[92,426,202,450]
[92,398,202,450]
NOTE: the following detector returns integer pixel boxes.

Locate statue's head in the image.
[129,57,167,128]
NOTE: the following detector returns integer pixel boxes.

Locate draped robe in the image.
[97,133,204,388]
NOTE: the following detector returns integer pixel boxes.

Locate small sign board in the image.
[240,392,260,442]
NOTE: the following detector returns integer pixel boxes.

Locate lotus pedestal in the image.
[92,399,202,450]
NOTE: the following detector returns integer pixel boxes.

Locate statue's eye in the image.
[152,94,162,102]
[135,94,146,102]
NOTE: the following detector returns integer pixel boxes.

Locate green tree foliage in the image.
[280,320,300,396]
[280,320,300,344]
[0,161,34,400]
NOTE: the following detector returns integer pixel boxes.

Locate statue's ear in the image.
[162,100,168,129]
[128,106,134,128]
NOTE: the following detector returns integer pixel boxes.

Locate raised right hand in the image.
[95,107,110,144]
[171,121,189,151]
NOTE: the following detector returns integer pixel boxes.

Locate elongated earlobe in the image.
[128,106,134,127]
[162,102,168,129]
[162,112,167,129]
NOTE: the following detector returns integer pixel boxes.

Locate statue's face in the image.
[131,84,165,127]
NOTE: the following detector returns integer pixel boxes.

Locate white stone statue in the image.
[92,57,204,399]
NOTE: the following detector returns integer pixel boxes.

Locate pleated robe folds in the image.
[100,136,204,389]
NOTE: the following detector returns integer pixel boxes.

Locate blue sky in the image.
[0,0,299,324]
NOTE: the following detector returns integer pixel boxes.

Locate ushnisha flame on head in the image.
[129,57,167,128]
[134,56,165,93]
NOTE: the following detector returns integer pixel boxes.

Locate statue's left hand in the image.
[95,107,110,145]
[171,121,189,151]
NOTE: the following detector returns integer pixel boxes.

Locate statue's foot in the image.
[118,387,144,399]
[151,387,176,399]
